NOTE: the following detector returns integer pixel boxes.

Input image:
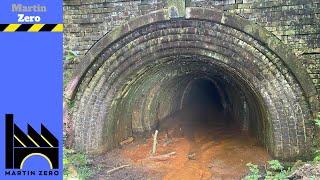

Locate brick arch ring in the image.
[64,7,318,160]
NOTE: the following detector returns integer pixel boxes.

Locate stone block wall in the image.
[63,0,320,92]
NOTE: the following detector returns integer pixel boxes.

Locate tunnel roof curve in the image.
[64,7,318,160]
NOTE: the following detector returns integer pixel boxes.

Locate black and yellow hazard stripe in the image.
[0,24,63,32]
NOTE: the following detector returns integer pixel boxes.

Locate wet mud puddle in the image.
[122,113,271,179]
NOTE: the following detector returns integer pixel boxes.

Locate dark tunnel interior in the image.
[182,78,225,125]
[153,76,267,159]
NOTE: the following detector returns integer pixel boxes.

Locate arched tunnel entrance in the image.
[65,7,317,163]
[132,65,271,161]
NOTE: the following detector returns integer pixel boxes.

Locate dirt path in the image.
[91,108,271,179]
[91,129,270,179]
[121,123,270,180]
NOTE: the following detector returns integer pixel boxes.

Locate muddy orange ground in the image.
[122,123,271,180]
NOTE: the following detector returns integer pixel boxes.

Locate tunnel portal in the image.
[65,7,317,160]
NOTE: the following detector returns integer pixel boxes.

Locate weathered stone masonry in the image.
[64,0,320,91]
[63,0,320,160]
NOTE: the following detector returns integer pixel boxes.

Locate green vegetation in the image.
[63,50,78,89]
[245,163,261,180]
[264,160,289,180]
[64,50,78,63]
[315,113,320,127]
[245,112,320,180]
[313,112,320,162]
[313,150,320,162]
[63,148,94,180]
[245,160,289,180]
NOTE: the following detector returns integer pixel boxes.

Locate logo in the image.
[5,114,59,176]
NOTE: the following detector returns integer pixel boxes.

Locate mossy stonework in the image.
[64,0,320,161]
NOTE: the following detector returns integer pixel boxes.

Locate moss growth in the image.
[167,0,185,18]
[63,148,96,180]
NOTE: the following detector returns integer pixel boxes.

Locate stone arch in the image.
[65,7,318,160]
